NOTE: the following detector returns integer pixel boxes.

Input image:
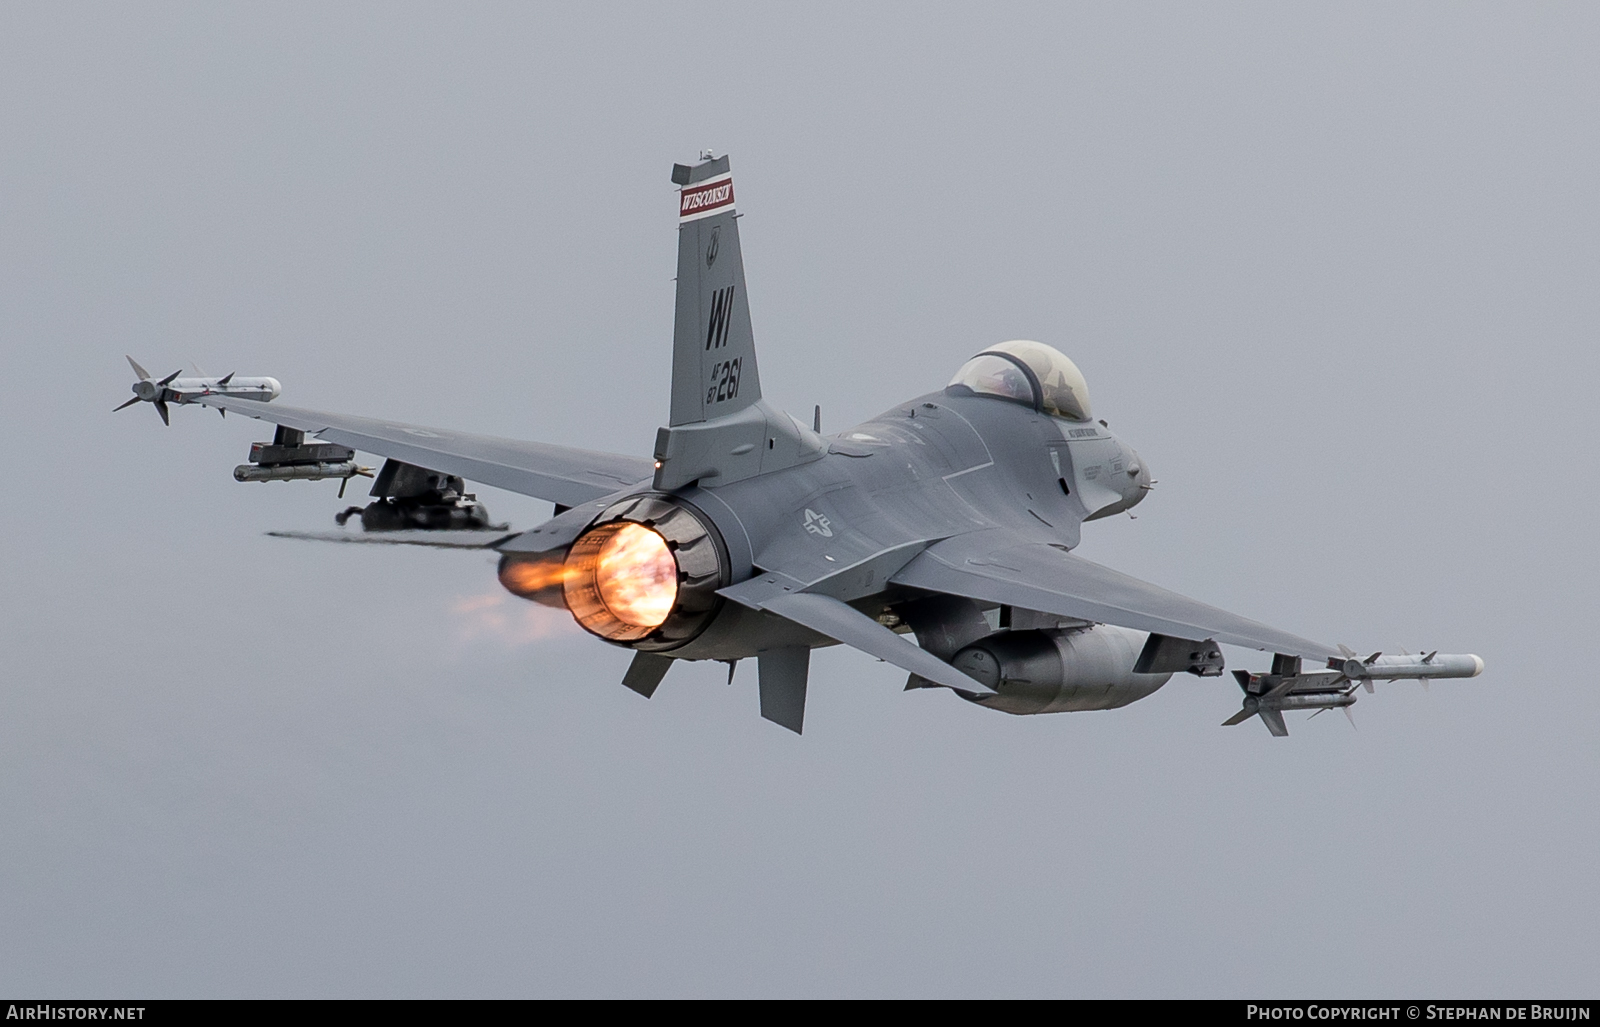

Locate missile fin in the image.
[1264,676,1298,699]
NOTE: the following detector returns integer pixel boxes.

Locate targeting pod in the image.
[234,461,363,483]
[233,427,373,496]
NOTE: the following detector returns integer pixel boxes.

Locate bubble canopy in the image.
[946,340,1093,421]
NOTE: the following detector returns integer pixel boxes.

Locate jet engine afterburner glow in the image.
[496,551,572,608]
[593,523,679,627]
[529,494,730,648]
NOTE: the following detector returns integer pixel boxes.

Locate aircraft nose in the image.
[1124,449,1153,507]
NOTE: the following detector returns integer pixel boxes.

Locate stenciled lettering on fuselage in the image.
[705,286,735,350]
[704,284,740,406]
[707,357,741,405]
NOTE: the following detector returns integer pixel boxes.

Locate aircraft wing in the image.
[193,394,652,508]
[890,529,1339,661]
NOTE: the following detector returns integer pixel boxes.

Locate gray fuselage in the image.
[650,388,1150,661]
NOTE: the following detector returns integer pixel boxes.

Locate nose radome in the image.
[1123,449,1152,508]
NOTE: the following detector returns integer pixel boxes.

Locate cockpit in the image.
[945,340,1093,422]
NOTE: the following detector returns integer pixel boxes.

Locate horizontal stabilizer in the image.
[743,591,997,696]
[265,528,518,549]
[497,497,623,556]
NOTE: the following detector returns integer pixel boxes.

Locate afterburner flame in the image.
[497,550,575,609]
[499,559,572,596]
[594,523,678,627]
[552,497,724,648]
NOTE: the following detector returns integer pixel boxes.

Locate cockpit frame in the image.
[945,340,1094,422]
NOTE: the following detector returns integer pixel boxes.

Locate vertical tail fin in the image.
[653,155,823,491]
[669,155,762,427]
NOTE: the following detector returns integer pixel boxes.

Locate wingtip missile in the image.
[1331,652,1483,682]
[115,359,282,424]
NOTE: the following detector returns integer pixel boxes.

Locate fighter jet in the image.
[124,153,1482,735]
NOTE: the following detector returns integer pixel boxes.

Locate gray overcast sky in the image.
[1,1,1595,998]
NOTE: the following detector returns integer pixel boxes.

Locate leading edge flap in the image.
[669,155,763,426]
